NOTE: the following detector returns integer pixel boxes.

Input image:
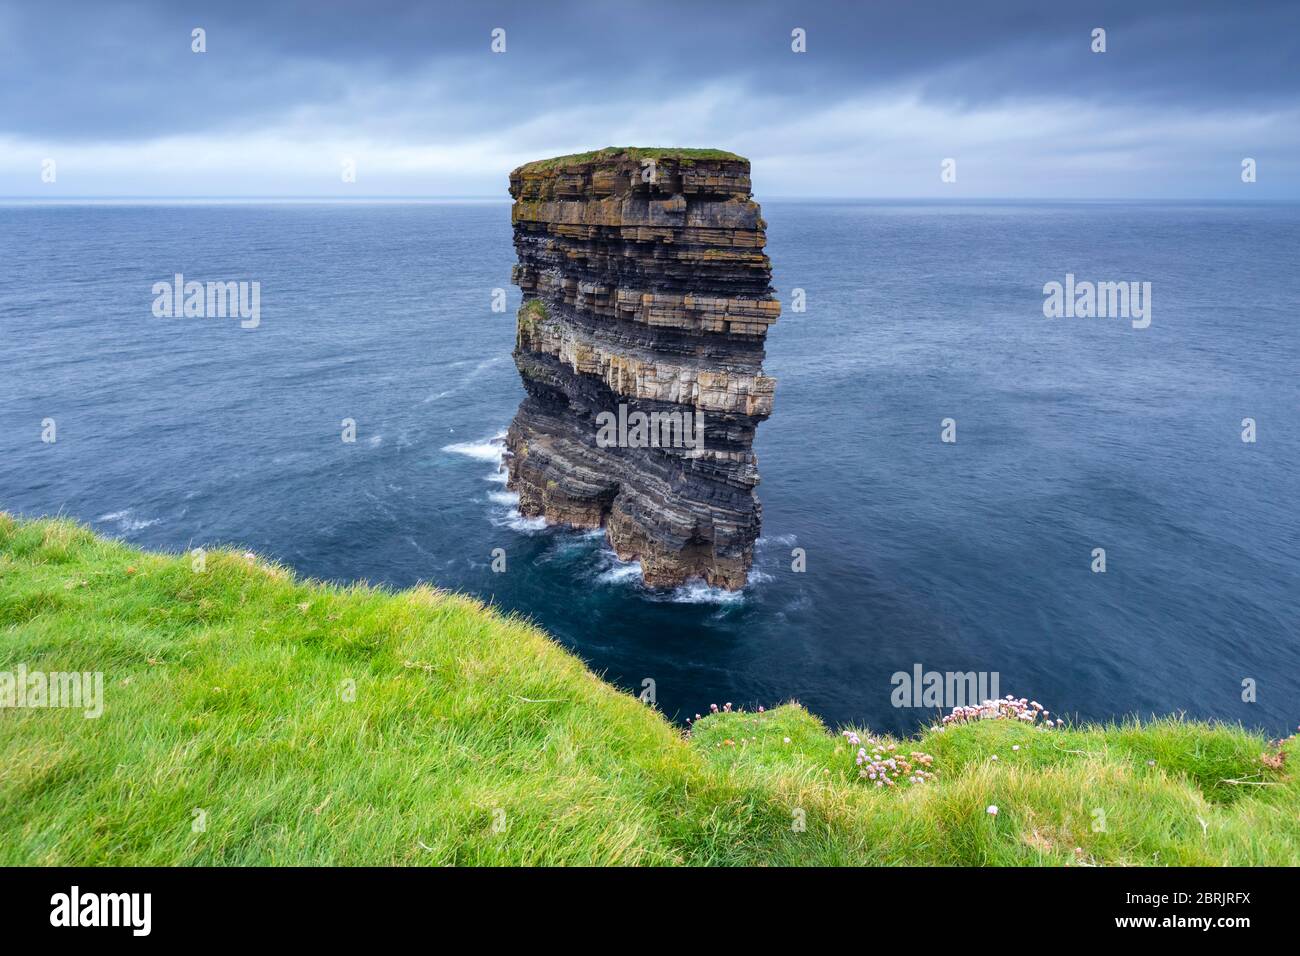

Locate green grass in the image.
[513,146,746,174]
[518,298,548,327]
[1,513,1295,865]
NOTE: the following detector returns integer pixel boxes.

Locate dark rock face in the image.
[505,149,779,589]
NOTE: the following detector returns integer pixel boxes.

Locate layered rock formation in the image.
[504,148,779,589]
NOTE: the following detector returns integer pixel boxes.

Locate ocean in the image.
[2,199,1297,736]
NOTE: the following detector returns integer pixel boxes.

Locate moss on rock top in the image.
[513,147,747,176]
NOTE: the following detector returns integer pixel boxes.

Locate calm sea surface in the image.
[2,200,1297,735]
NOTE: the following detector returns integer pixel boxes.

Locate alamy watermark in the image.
[0,664,103,718]
[152,274,261,329]
[891,664,1000,708]
[1043,274,1151,329]
[50,886,150,936]
[595,403,704,450]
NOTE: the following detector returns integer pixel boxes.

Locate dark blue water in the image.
[2,200,1297,736]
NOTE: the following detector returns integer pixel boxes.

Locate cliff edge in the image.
[3,514,1293,866]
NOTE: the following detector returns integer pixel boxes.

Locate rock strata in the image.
[505,148,779,589]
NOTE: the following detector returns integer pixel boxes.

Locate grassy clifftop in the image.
[1,514,1295,865]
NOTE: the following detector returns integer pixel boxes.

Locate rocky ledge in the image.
[504,148,779,589]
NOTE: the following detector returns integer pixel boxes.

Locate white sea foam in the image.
[442,437,504,462]
[483,489,546,534]
[547,529,606,556]
[667,581,746,605]
[500,511,548,533]
[598,559,644,584]
[444,430,509,498]
[593,551,752,604]
[448,429,545,533]
[447,430,510,486]
[468,355,505,377]
[97,509,161,533]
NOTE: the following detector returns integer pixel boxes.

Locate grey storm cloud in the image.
[3,0,1298,197]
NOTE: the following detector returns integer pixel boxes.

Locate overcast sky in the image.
[3,0,1298,198]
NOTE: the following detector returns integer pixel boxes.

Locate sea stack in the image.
[504,148,779,589]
